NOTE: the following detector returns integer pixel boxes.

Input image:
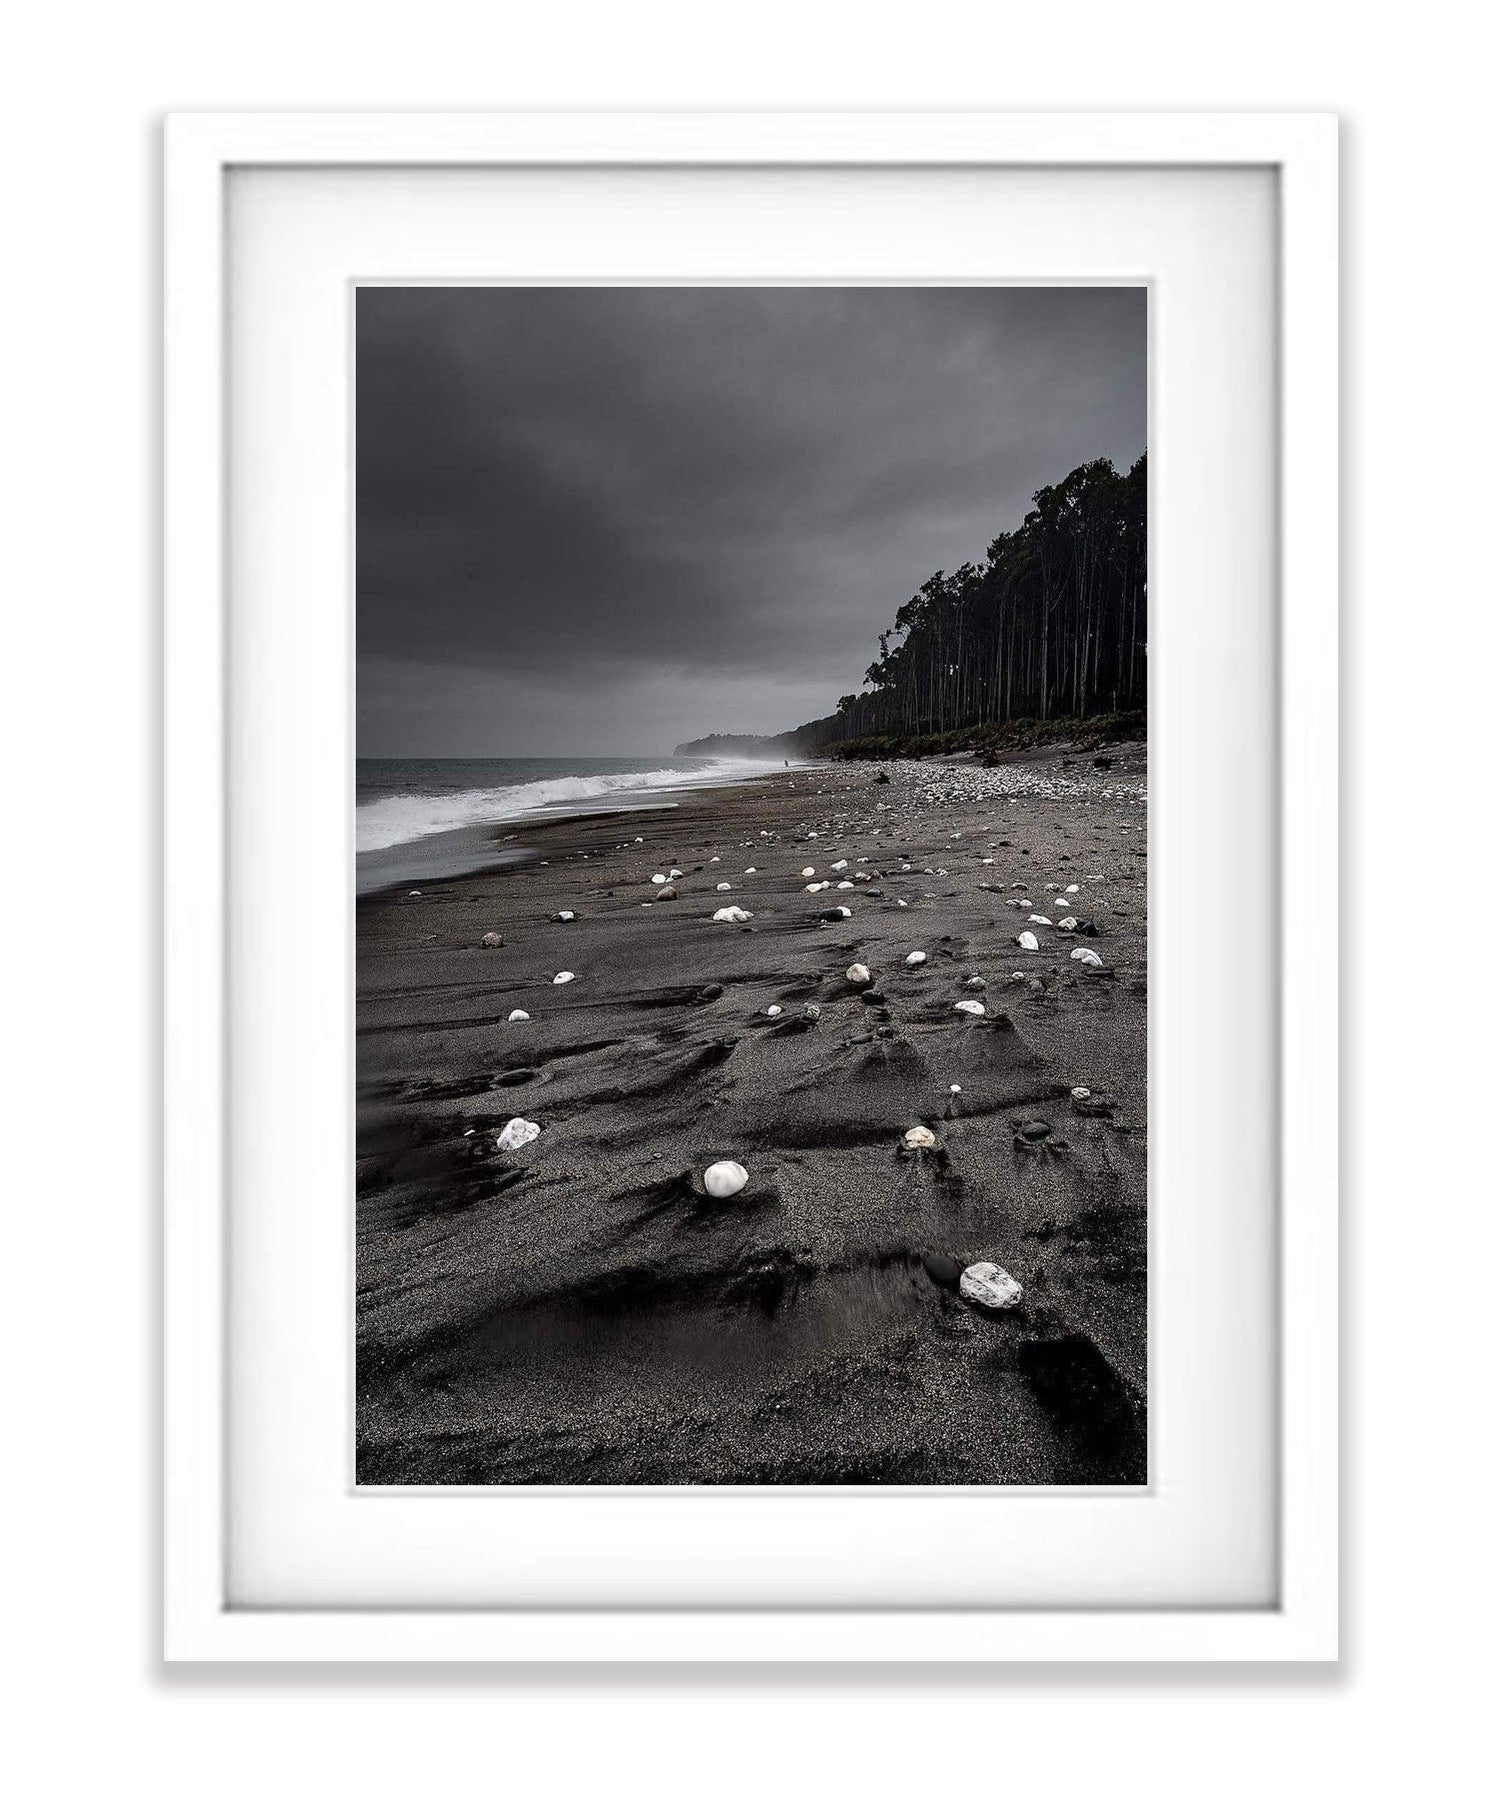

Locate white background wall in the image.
[2,3,1493,1791]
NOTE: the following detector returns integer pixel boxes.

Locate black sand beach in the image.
[356,745,1147,1485]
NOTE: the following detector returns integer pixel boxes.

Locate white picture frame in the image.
[164,111,1338,1663]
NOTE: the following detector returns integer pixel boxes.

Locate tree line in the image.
[828,452,1146,740]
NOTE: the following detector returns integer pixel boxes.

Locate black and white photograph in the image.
[355,285,1149,1485]
[20,0,1497,1777]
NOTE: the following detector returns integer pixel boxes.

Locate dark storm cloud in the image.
[357,286,1145,755]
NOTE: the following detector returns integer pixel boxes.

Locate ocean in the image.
[355,755,791,895]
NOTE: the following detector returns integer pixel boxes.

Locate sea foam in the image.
[355,760,777,853]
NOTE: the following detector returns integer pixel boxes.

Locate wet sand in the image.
[356,745,1148,1485]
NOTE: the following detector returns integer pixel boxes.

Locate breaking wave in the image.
[355,760,780,853]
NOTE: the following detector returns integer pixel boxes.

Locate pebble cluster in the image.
[459,752,1143,1329]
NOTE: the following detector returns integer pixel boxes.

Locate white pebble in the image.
[480,931,504,947]
[801,867,816,878]
[1070,947,1104,967]
[703,1159,749,1198]
[953,999,987,1017]
[496,1117,540,1151]
[507,1009,530,1023]
[959,1262,1024,1310]
[713,905,753,923]
[651,873,667,884]
[846,963,872,984]
[905,951,927,965]
[1018,931,1040,952]
[716,881,732,891]
[766,1004,783,1018]
[553,971,575,984]
[949,1084,962,1094]
[903,1125,938,1150]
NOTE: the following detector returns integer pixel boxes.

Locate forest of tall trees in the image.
[827,452,1146,741]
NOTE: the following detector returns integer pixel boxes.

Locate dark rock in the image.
[921,1252,963,1289]
[1018,1120,1052,1142]
[859,989,886,1005]
[698,983,724,1001]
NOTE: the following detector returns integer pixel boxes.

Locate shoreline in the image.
[356,744,1148,1485]
[356,763,808,897]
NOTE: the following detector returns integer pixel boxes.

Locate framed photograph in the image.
[164,112,1338,1661]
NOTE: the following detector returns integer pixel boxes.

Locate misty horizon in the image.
[357,285,1146,758]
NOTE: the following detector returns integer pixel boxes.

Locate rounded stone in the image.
[959,1262,1024,1310]
[703,1159,749,1198]
[921,1251,963,1289]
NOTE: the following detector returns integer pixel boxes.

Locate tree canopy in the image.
[829,452,1146,739]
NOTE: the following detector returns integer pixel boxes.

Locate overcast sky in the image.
[357,286,1145,758]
